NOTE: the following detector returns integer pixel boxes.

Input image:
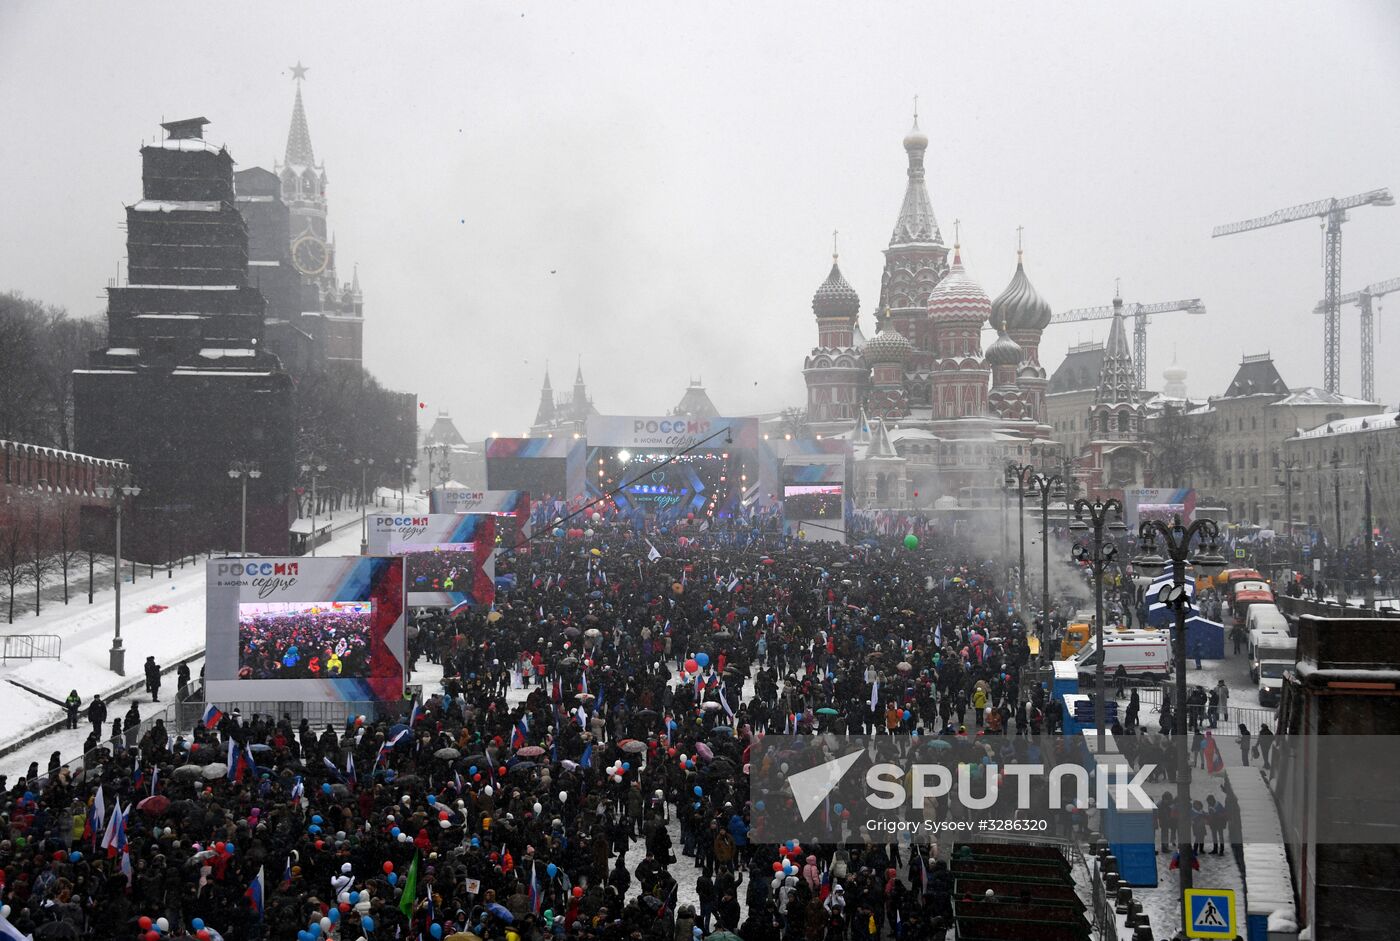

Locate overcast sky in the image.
[3,2,1399,441]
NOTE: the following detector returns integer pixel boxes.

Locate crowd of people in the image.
[238,605,374,680]
[0,513,1261,940]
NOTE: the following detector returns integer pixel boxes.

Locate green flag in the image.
[398,850,419,917]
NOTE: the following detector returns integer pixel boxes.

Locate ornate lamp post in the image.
[94,470,141,675]
[1024,467,1064,638]
[1069,497,1127,752]
[1133,515,1226,934]
[1006,463,1033,616]
[300,459,328,556]
[227,461,261,558]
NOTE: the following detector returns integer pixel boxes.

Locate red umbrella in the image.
[137,795,171,815]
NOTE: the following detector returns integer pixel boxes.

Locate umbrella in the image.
[559,657,580,668]
[707,757,736,775]
[461,754,488,767]
[695,742,714,761]
[710,725,734,735]
[202,763,228,780]
[925,739,953,751]
[434,747,461,760]
[707,933,744,941]
[389,723,410,738]
[445,933,483,941]
[330,783,351,797]
[618,739,647,754]
[507,761,538,774]
[635,708,659,719]
[172,765,204,780]
[35,922,81,939]
[712,630,733,640]
[515,745,545,758]
[897,661,913,673]
[563,627,581,638]
[137,794,171,815]
[573,692,595,702]
[249,743,272,753]
[816,707,839,716]
[484,902,514,923]
[584,628,602,638]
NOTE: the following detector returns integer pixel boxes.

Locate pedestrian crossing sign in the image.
[1185,888,1236,938]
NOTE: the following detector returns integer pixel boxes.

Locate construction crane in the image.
[1312,275,1400,403]
[1050,297,1207,390]
[1212,188,1394,395]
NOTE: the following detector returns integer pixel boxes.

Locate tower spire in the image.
[1016,225,1024,264]
[284,68,316,168]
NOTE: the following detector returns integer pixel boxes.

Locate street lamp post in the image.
[1364,446,1375,609]
[394,457,407,513]
[1006,463,1033,617]
[95,471,141,675]
[1021,467,1066,641]
[354,457,374,555]
[227,461,262,558]
[1133,516,1226,935]
[1070,498,1127,753]
[300,459,328,556]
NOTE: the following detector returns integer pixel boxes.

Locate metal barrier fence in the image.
[1133,686,1277,732]
[0,633,61,662]
[40,696,411,788]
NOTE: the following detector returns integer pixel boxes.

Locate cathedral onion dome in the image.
[991,255,1053,331]
[864,326,914,365]
[926,248,992,324]
[903,115,928,152]
[1163,362,1187,382]
[812,257,860,319]
[985,327,1024,367]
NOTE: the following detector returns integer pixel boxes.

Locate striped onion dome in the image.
[926,248,992,324]
[991,256,1053,331]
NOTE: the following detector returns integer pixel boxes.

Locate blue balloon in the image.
[430,924,443,939]
[322,783,332,794]
[298,932,311,941]
[695,652,710,667]
[225,844,233,855]
[348,893,359,905]
[794,711,803,721]
[391,827,401,837]
[308,824,321,834]
[693,785,703,796]
[833,803,843,814]
[191,919,205,931]
[69,851,81,862]
[388,872,398,885]
[328,909,340,924]
[903,710,912,721]
[754,800,765,811]
[428,794,437,805]
[622,762,631,771]
[361,916,375,933]
[546,862,558,878]
[312,815,323,824]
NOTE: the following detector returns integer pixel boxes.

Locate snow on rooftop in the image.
[1276,386,1374,408]
[171,369,273,377]
[249,260,280,267]
[134,313,203,320]
[198,348,256,359]
[132,199,223,213]
[150,137,225,155]
[1294,410,1400,440]
[106,348,139,356]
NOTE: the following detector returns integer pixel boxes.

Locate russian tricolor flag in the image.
[246,864,265,920]
[201,703,224,730]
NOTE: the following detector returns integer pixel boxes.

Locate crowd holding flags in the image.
[201,702,224,730]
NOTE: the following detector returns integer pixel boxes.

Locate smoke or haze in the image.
[2,2,1399,441]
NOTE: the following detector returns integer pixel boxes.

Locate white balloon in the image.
[483,785,494,796]
[321,917,333,932]
[559,790,568,803]
[533,802,543,814]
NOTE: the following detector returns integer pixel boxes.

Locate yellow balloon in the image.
[590,548,602,557]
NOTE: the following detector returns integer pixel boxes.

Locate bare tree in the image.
[54,501,83,604]
[26,503,59,617]
[778,407,809,440]
[1146,402,1219,489]
[0,516,25,624]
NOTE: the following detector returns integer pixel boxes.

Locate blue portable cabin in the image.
[1087,742,1158,887]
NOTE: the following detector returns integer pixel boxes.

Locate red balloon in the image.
[772,861,783,872]
[339,902,350,912]
[439,811,449,820]
[383,861,394,874]
[139,917,153,930]
[197,932,211,941]
[146,933,160,941]
[315,839,324,850]
[499,766,507,777]
[572,886,583,898]
[473,773,482,781]
[215,841,226,853]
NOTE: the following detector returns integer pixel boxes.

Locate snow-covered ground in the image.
[0,508,379,777]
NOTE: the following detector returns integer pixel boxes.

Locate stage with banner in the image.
[583,415,761,522]
[485,437,586,504]
[205,557,406,703]
[1125,487,1197,529]
[367,513,497,608]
